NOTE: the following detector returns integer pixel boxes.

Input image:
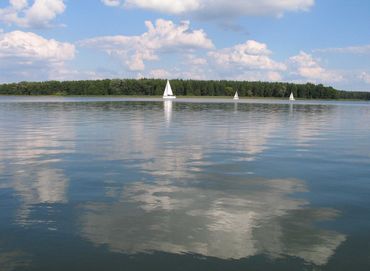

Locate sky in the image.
[0,0,370,91]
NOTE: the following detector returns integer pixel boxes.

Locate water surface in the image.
[0,97,369,270]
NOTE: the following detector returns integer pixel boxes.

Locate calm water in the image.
[0,97,369,271]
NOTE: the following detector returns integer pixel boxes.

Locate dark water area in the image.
[0,97,369,270]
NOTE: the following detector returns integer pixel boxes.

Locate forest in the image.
[0,79,369,100]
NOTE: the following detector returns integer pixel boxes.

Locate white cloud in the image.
[81,19,285,81]
[289,51,342,83]
[144,40,286,82]
[79,19,214,71]
[101,0,121,7]
[125,0,200,14]
[0,0,65,28]
[103,0,314,18]
[209,40,286,72]
[80,30,292,82]
[0,30,75,82]
[359,72,370,84]
[0,30,74,61]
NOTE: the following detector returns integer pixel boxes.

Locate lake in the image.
[0,97,369,271]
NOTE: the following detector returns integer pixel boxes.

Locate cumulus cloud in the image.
[102,0,314,18]
[79,19,214,71]
[209,40,286,71]
[0,0,65,28]
[0,30,74,62]
[79,21,286,81]
[140,40,287,82]
[289,51,342,83]
[0,30,75,82]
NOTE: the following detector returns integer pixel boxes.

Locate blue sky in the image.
[0,0,370,91]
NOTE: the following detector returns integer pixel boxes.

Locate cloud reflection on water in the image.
[78,102,345,266]
[0,100,347,268]
[0,105,73,226]
[80,176,345,265]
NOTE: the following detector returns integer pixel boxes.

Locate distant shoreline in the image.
[1,79,369,100]
[0,95,366,102]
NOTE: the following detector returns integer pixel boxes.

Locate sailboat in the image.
[289,92,295,101]
[233,91,239,100]
[163,80,176,99]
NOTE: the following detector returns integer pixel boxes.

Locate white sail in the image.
[163,80,176,99]
[289,92,295,101]
[233,91,239,100]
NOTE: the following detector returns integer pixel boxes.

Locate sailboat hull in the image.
[163,96,176,99]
